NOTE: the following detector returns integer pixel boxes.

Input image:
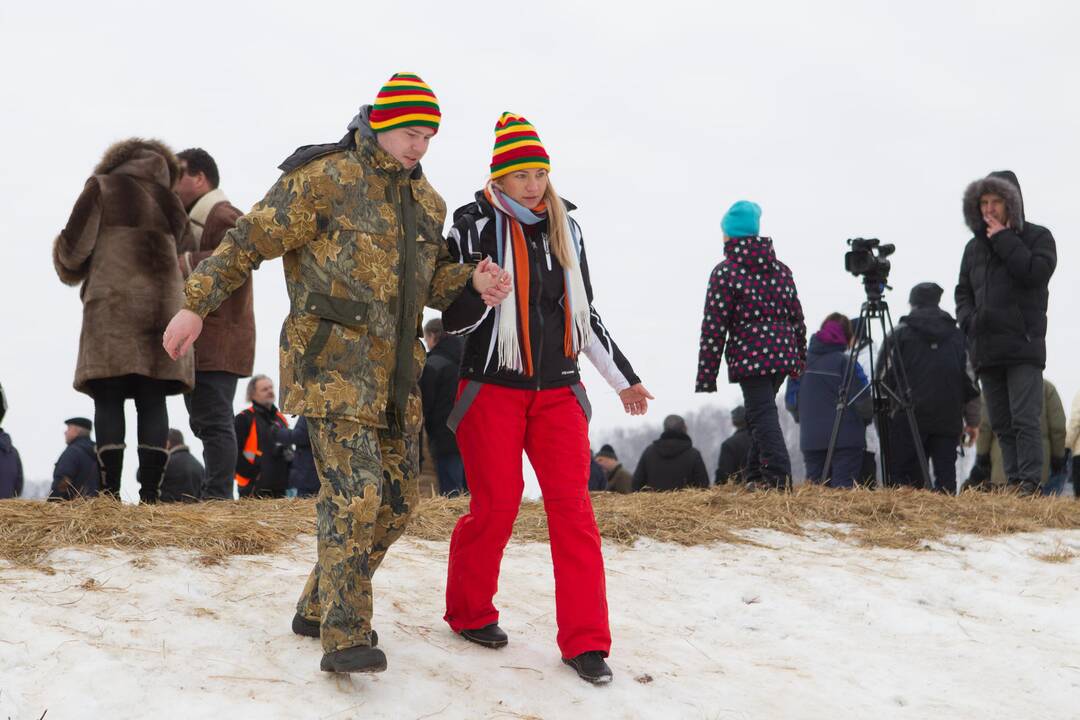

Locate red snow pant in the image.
[444,381,611,659]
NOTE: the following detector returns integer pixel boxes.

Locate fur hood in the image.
[963,170,1025,236]
[93,137,180,188]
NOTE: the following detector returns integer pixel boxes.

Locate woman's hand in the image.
[472,257,512,307]
[163,309,204,360]
[619,384,655,416]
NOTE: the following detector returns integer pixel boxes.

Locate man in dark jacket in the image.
[175,148,255,501]
[0,384,24,499]
[595,444,633,493]
[880,283,980,493]
[285,416,319,497]
[955,170,1057,495]
[235,375,292,498]
[715,406,752,484]
[160,428,204,502]
[633,415,710,491]
[50,417,100,500]
[419,318,466,496]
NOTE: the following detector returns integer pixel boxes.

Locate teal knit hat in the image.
[722,200,762,238]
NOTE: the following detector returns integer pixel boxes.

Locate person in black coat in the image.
[160,428,204,502]
[419,319,467,496]
[235,375,292,498]
[633,415,710,491]
[284,416,319,498]
[50,417,100,500]
[880,283,980,493]
[955,170,1056,494]
[715,406,752,485]
[0,384,23,499]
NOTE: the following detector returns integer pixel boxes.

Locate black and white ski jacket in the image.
[442,191,640,393]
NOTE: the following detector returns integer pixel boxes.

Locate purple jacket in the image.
[696,236,807,390]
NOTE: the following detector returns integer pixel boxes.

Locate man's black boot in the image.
[319,645,387,674]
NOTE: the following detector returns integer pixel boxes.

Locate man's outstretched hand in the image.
[473,257,512,307]
[163,309,204,360]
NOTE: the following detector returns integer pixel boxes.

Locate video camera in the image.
[844,238,895,301]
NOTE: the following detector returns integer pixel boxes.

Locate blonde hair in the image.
[543,178,574,269]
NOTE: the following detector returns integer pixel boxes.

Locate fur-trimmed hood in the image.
[93,137,180,189]
[963,170,1025,236]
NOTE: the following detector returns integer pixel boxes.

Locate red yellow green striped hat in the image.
[368,72,441,134]
[490,112,550,179]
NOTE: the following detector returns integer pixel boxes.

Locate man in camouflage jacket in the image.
[164,73,509,674]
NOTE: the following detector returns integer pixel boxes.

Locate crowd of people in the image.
[0,70,1073,686]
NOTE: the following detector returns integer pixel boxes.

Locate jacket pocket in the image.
[301,292,369,362]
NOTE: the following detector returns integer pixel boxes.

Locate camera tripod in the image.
[821,281,931,489]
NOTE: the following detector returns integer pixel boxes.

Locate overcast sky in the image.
[2,1,1077,498]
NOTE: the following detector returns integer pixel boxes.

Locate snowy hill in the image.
[3,529,1079,719]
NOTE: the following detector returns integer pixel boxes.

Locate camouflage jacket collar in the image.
[352,130,422,180]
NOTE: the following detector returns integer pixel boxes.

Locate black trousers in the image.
[979,365,1043,486]
[89,374,171,497]
[740,374,791,484]
[184,371,240,500]
[888,426,959,493]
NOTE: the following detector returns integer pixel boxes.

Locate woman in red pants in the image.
[440,112,652,684]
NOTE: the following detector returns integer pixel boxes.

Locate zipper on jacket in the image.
[530,236,545,390]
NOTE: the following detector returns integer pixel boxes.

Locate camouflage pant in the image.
[295,418,419,653]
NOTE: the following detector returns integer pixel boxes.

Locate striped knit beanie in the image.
[490,112,550,179]
[368,72,441,134]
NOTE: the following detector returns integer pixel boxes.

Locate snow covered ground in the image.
[2,530,1079,720]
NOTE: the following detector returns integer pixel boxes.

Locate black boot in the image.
[320,646,387,673]
[96,444,125,497]
[459,623,508,649]
[563,651,613,685]
[137,445,168,504]
[291,614,377,646]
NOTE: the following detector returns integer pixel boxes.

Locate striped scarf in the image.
[483,180,592,376]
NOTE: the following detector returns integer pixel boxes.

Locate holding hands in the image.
[473,257,512,307]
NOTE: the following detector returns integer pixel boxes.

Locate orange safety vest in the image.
[235,405,289,488]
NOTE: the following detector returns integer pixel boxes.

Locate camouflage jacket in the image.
[184,129,474,433]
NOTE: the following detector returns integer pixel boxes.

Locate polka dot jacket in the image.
[696,236,807,392]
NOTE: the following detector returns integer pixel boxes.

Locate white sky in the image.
[1,1,1077,495]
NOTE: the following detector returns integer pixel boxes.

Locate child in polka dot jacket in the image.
[695,201,807,489]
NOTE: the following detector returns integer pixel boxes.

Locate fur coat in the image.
[53,138,195,396]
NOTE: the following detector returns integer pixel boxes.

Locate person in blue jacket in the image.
[786,314,871,488]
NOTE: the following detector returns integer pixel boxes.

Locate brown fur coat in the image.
[53,138,195,396]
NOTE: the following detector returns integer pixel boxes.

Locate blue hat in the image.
[721,200,761,238]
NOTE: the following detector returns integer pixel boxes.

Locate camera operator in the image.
[235,374,294,498]
[955,171,1056,496]
[878,283,980,493]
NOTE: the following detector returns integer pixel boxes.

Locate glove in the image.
[1051,455,1067,475]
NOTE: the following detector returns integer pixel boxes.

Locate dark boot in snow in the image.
[292,614,377,646]
[563,651,613,685]
[459,623,508,648]
[320,646,387,674]
[137,445,169,503]
[96,444,125,497]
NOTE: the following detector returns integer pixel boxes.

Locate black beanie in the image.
[909,282,943,309]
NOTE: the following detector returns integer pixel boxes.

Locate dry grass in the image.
[1034,545,1077,564]
[1,486,1078,569]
